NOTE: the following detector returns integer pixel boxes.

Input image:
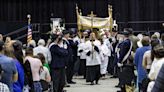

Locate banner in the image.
[78,15,111,29]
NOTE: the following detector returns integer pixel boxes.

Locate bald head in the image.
[90,32,96,40]
[142,36,150,46]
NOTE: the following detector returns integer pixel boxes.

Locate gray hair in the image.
[38,39,45,46]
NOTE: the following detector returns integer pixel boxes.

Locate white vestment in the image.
[100,43,110,74]
[78,42,87,59]
[85,40,101,66]
[103,38,112,57]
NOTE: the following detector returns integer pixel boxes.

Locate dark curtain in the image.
[0,0,164,33]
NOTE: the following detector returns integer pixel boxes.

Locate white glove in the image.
[63,44,67,49]
[58,43,63,48]
[112,37,116,43]
[117,63,123,67]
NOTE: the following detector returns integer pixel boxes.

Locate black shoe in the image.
[110,76,117,78]
[63,90,67,92]
[95,80,99,84]
[115,85,120,88]
[65,84,70,87]
[68,81,76,84]
[90,82,94,85]
[116,90,121,92]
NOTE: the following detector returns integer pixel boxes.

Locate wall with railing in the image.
[0,21,163,43]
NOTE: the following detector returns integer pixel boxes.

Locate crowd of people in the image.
[0,28,164,92]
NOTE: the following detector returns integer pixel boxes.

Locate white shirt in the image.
[147,58,164,92]
[85,40,101,66]
[0,82,10,92]
[40,66,50,82]
[103,39,111,57]
[33,45,52,64]
[148,58,164,80]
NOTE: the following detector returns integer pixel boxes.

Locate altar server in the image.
[85,32,101,85]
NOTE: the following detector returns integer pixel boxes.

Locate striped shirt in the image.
[0,82,10,92]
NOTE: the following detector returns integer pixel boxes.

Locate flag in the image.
[27,24,32,44]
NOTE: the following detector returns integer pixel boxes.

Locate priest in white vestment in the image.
[85,32,101,85]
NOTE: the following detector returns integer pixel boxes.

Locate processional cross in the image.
[88,11,96,32]
[88,11,97,59]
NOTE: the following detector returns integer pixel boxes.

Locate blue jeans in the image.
[33,81,42,92]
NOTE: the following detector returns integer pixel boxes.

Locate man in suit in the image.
[113,31,124,87]
[49,34,68,92]
[117,29,133,92]
[62,30,76,84]
[108,28,118,76]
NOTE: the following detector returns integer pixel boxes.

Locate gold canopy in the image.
[76,4,113,31]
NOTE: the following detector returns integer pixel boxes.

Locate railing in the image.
[117,21,163,33]
[3,23,40,41]
[14,31,40,40]
[2,21,163,41]
[3,26,28,37]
